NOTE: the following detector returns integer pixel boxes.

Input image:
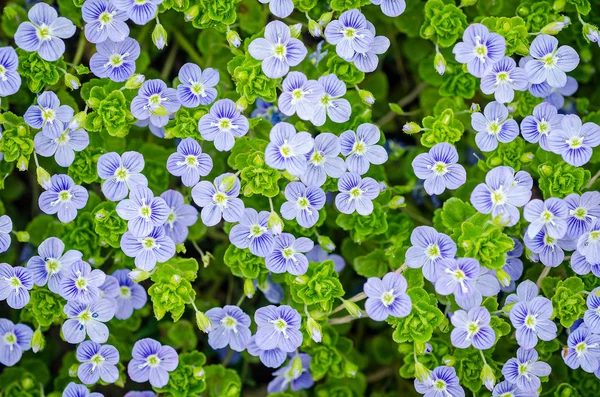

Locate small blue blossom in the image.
[523,226,570,267]
[0,264,33,309]
[229,208,275,257]
[166,138,213,187]
[265,122,313,176]
[113,0,164,25]
[111,269,147,320]
[116,185,169,238]
[76,341,120,384]
[340,123,388,175]
[509,294,557,349]
[246,335,286,368]
[278,72,323,120]
[480,57,528,103]
[131,79,181,128]
[412,142,466,195]
[265,233,314,275]
[0,47,21,97]
[502,348,551,393]
[198,99,249,152]
[90,38,140,82]
[254,305,303,352]
[563,325,600,373]
[127,338,178,388]
[97,151,148,202]
[267,353,314,394]
[520,102,563,151]
[59,260,106,304]
[524,198,568,240]
[324,9,374,61]
[160,190,198,245]
[205,306,251,352]
[176,63,219,108]
[258,0,294,18]
[414,366,464,397]
[525,34,579,88]
[38,174,89,223]
[405,226,457,282]
[335,172,380,216]
[24,91,74,138]
[350,23,390,73]
[26,236,82,294]
[547,114,600,167]
[453,23,505,78]
[0,319,32,367]
[450,307,495,350]
[470,101,519,152]
[192,173,245,227]
[82,0,129,44]
[280,182,325,228]
[0,215,12,254]
[62,298,115,344]
[364,272,411,321]
[370,0,406,18]
[310,74,351,127]
[120,227,176,271]
[34,121,89,167]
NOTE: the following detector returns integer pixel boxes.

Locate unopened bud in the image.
[268,211,283,235]
[226,30,241,48]
[308,19,322,38]
[185,5,199,21]
[402,122,421,135]
[152,22,168,50]
[244,278,255,298]
[219,174,237,192]
[539,164,553,177]
[17,155,28,171]
[470,103,481,113]
[289,23,302,38]
[73,111,87,127]
[480,364,495,391]
[442,355,456,366]
[583,23,600,43]
[291,355,303,378]
[125,74,145,90]
[343,299,362,318]
[16,231,29,243]
[64,73,80,90]
[194,367,205,379]
[236,96,249,112]
[496,269,511,287]
[36,167,52,190]
[344,360,358,377]
[128,268,150,282]
[359,89,375,105]
[553,0,567,11]
[541,16,570,35]
[195,310,213,333]
[294,274,310,285]
[414,361,431,382]
[31,329,45,353]
[389,195,406,209]
[318,11,333,25]
[460,0,477,5]
[69,364,79,377]
[317,236,335,252]
[307,317,322,343]
[434,52,446,75]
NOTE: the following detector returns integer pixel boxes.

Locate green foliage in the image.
[63,212,100,259]
[388,287,446,344]
[457,214,514,270]
[439,66,478,99]
[323,54,365,85]
[0,112,34,166]
[482,138,532,172]
[22,288,66,328]
[85,84,135,137]
[287,260,344,314]
[68,147,103,185]
[93,201,128,248]
[203,365,241,397]
[148,258,199,321]
[551,277,587,328]
[420,109,464,148]
[17,49,65,93]
[228,54,280,104]
[481,17,530,56]
[336,202,388,243]
[538,161,591,199]
[420,0,467,47]
[188,0,243,29]
[516,1,559,32]
[306,327,358,381]
[224,244,268,279]
[156,351,207,397]
[165,108,205,139]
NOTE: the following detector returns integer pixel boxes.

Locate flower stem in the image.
[173,30,204,67]
[72,32,87,67]
[536,266,551,290]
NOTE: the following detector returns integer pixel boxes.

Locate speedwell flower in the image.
[76,341,120,384]
[301,133,346,187]
[26,236,82,294]
[198,99,249,152]
[335,172,380,216]
[166,138,213,187]
[38,174,89,223]
[340,123,388,175]
[97,151,148,202]
[265,122,313,176]
[82,0,129,44]
[160,190,198,245]
[310,74,351,127]
[192,173,245,227]
[0,264,33,310]
[59,260,106,304]
[176,63,219,108]
[230,209,275,257]
[265,233,314,275]
[520,102,564,151]
[62,298,115,344]
[324,9,374,60]
[525,34,579,88]
[547,114,600,167]
[364,272,411,321]
[24,91,74,138]
[471,101,519,152]
[205,306,252,352]
[278,72,323,120]
[405,226,457,282]
[450,307,495,350]
[412,142,466,196]
[120,227,176,271]
[131,79,180,128]
[116,185,169,238]
[34,121,89,167]
[0,319,32,367]
[280,182,325,228]
[453,23,505,78]
[127,338,178,388]
[480,57,528,103]
[0,47,21,97]
[90,38,140,82]
[254,305,303,352]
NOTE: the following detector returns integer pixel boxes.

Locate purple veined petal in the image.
[582,122,600,147]
[555,45,579,73]
[525,60,547,85]
[268,0,294,18]
[443,164,466,190]
[546,67,567,88]
[248,38,272,61]
[530,34,558,59]
[38,38,66,62]
[285,38,308,67]
[472,326,495,350]
[470,184,493,213]
[497,119,519,143]
[129,3,158,25]
[51,17,76,39]
[262,56,290,79]
[264,20,291,44]
[423,175,446,195]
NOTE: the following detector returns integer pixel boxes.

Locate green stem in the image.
[72,32,87,67]
[173,30,204,67]
[160,42,180,80]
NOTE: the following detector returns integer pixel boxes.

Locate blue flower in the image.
[300,133,346,187]
[24,91,74,138]
[131,79,181,128]
[62,298,115,344]
[324,9,374,61]
[547,114,600,167]
[198,99,249,152]
[492,381,529,397]
[258,0,294,18]
[335,172,380,216]
[0,264,33,309]
[470,166,532,227]
[254,305,303,352]
[176,63,219,108]
[120,227,176,271]
[280,182,325,228]
[38,174,89,223]
[256,274,285,304]
[82,0,129,43]
[564,192,600,240]
[525,34,579,88]
[59,260,106,304]
[364,272,411,321]
[340,123,388,175]
[265,122,313,176]
[450,307,495,350]
[113,0,163,25]
[509,295,557,349]
[246,335,287,368]
[34,121,89,167]
[571,250,600,278]
[502,348,551,393]
[524,198,568,240]
[192,173,245,227]
[265,233,314,275]
[76,341,120,384]
[111,269,147,320]
[229,208,275,257]
[160,190,198,245]
[310,74,351,126]
[205,306,251,352]
[127,338,178,388]
[0,215,12,254]
[250,98,286,125]
[0,319,32,367]
[97,151,148,202]
[405,226,457,282]
[309,41,328,66]
[14,3,76,62]
[166,138,213,187]
[248,20,307,79]
[90,38,140,82]
[480,57,528,103]
[453,23,505,78]
[26,236,82,294]
[412,143,466,195]
[63,382,104,397]
[563,325,600,373]
[520,102,563,151]
[278,72,323,120]
[267,353,314,394]
[505,279,538,306]
[414,366,464,397]
[577,218,600,265]
[370,0,406,17]
[523,226,570,268]
[349,23,390,73]
[470,102,519,152]
[0,47,21,97]
[116,185,169,238]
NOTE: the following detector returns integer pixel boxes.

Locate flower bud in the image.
[176,243,187,254]
[402,122,421,135]
[496,269,511,287]
[541,16,570,35]
[291,355,303,378]
[317,236,335,252]
[268,211,284,235]
[152,22,168,50]
[553,0,566,11]
[219,175,237,192]
[584,23,600,43]
[3,6,17,20]
[294,274,310,284]
[503,301,516,314]
[539,165,553,177]
[434,52,446,75]
[125,74,145,90]
[424,342,433,354]
[307,317,322,343]
[460,0,477,5]
[236,96,249,112]
[359,89,375,105]
[480,364,495,391]
[289,23,302,38]
[196,310,213,333]
[128,268,150,282]
[414,341,428,354]
[17,155,28,171]
[442,355,456,366]
[414,361,431,382]
[389,195,406,209]
[194,367,205,379]
[343,299,362,318]
[226,30,241,48]
[344,360,358,377]
[244,278,255,298]
[470,102,481,113]
[308,19,322,38]
[185,5,199,21]
[64,73,80,90]
[31,329,45,353]
[36,167,52,190]
[520,152,534,164]
[318,11,333,25]
[73,111,87,127]
[69,363,79,377]
[16,231,30,243]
